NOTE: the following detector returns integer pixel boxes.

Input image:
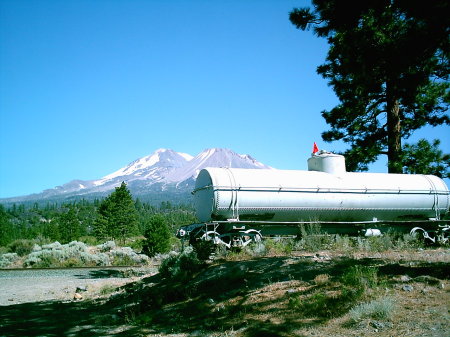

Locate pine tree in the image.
[93,212,110,240]
[93,182,139,241]
[142,214,171,257]
[290,0,449,172]
[402,139,450,178]
[58,205,81,243]
[0,205,13,246]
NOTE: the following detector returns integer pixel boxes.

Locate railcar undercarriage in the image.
[177,220,450,248]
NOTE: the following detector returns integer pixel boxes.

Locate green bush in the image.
[395,233,423,250]
[110,247,149,266]
[265,237,294,254]
[330,234,353,251]
[100,284,117,296]
[341,265,379,289]
[8,239,35,257]
[142,215,171,257]
[125,236,145,252]
[79,236,99,246]
[294,224,334,251]
[159,247,204,281]
[192,240,215,261]
[365,235,394,252]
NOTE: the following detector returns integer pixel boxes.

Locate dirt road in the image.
[0,267,156,306]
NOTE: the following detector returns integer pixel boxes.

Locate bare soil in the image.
[0,249,449,337]
[0,267,156,306]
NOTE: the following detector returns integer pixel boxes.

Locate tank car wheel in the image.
[410,227,435,244]
[241,229,262,247]
[201,231,222,244]
[436,227,449,245]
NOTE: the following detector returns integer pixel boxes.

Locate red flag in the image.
[312,142,319,154]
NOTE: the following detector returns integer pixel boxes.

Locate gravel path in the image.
[0,267,157,306]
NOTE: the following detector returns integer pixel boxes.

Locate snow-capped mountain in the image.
[0,148,273,204]
[95,148,193,187]
[166,148,271,183]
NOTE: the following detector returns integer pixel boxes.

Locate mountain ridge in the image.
[1,148,273,205]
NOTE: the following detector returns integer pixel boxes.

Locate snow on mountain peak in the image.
[165,148,272,182]
[94,148,192,186]
[0,147,276,203]
[96,147,272,187]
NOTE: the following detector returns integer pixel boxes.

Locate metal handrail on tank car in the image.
[212,219,449,224]
[192,185,450,195]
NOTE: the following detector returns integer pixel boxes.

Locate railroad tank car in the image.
[179,152,450,247]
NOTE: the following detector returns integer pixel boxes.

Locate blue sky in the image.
[0,0,448,198]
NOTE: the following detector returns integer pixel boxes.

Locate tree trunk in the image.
[387,98,402,173]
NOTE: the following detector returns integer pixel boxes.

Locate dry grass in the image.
[121,247,449,337]
[1,241,448,337]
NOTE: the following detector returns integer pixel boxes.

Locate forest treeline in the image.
[0,182,196,249]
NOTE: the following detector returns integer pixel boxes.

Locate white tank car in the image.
[193,152,449,223]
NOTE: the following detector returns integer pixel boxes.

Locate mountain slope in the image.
[0,148,272,204]
[166,148,272,183]
[94,148,193,188]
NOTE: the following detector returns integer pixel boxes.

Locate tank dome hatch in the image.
[307,150,346,174]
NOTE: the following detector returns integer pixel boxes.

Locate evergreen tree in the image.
[93,212,110,240]
[93,182,139,241]
[58,205,81,243]
[290,0,449,172]
[0,205,13,246]
[402,139,450,178]
[142,214,171,257]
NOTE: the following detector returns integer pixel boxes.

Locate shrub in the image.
[23,241,109,268]
[125,236,145,252]
[192,240,215,261]
[246,241,267,257]
[97,241,116,252]
[100,284,117,296]
[24,250,59,268]
[294,224,333,252]
[314,273,330,285]
[65,241,89,253]
[42,241,62,250]
[0,253,19,268]
[366,235,394,252]
[90,252,111,266]
[331,234,353,251]
[159,246,204,281]
[349,297,395,322]
[395,233,422,250]
[265,237,294,255]
[341,265,378,289]
[32,244,42,252]
[21,239,148,268]
[340,265,380,303]
[8,240,35,257]
[79,236,99,246]
[110,247,149,266]
[296,292,336,318]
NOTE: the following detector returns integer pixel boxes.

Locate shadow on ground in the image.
[1,256,448,337]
